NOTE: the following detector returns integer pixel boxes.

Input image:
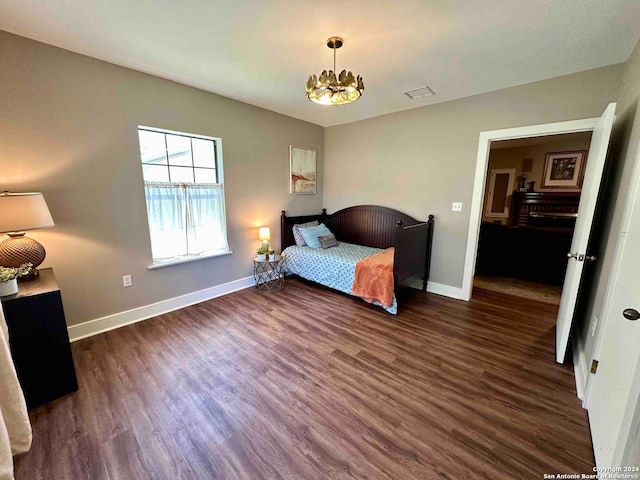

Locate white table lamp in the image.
[259,227,270,251]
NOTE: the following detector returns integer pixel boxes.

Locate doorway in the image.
[462,117,600,302]
[473,132,592,305]
[463,104,616,365]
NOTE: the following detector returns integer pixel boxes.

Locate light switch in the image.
[452,202,463,212]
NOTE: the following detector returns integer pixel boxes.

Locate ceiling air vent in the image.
[403,86,435,100]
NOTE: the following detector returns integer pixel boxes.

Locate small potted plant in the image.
[0,263,33,297]
[268,250,275,261]
[256,247,268,262]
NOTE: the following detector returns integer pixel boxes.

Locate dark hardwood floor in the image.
[14,279,593,479]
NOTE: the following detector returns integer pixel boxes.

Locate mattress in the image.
[282,241,398,314]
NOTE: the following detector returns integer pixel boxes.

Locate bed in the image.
[280,205,435,314]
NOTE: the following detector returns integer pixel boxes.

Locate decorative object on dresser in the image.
[0,268,78,409]
[0,263,33,297]
[289,146,316,194]
[517,173,528,192]
[281,206,435,314]
[541,150,587,189]
[0,192,55,273]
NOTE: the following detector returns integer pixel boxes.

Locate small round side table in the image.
[253,255,285,292]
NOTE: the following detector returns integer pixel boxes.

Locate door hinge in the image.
[590,359,599,374]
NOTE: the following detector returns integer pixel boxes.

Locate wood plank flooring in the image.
[13,279,594,479]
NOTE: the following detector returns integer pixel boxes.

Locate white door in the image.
[587,145,640,467]
[556,103,616,363]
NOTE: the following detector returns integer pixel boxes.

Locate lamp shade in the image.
[259,227,271,241]
[0,192,55,233]
[0,192,55,270]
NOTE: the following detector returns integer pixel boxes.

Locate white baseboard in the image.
[69,276,466,342]
[572,334,588,402]
[427,281,466,300]
[68,276,254,342]
[409,279,466,300]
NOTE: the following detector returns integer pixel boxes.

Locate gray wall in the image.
[576,39,640,368]
[324,65,623,289]
[0,31,323,326]
[1,27,634,331]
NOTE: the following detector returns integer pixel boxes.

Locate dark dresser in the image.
[475,191,582,284]
[1,268,78,409]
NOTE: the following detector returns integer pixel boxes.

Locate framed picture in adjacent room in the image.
[289,146,316,194]
[542,150,587,189]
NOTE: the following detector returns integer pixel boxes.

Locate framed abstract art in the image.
[289,146,316,194]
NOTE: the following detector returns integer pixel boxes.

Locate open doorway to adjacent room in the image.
[473,132,592,306]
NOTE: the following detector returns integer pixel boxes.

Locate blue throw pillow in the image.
[292,220,319,246]
[299,223,332,249]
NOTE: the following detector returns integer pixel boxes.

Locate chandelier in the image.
[306,36,364,106]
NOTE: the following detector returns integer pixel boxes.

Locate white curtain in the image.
[144,182,229,261]
[0,304,32,480]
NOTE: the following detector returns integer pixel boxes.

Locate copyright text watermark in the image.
[543,467,640,479]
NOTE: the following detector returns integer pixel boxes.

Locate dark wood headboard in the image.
[280,211,326,250]
[281,205,435,292]
[281,205,422,250]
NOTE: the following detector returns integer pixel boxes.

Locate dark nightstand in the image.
[1,268,78,409]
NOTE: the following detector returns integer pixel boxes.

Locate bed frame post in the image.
[423,215,435,292]
[280,210,287,252]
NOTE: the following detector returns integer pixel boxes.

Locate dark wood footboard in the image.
[281,206,435,294]
[393,215,434,291]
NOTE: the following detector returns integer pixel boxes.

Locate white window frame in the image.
[138,125,232,268]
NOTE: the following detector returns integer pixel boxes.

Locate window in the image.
[138,126,230,266]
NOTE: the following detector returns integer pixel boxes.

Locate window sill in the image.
[147,250,233,270]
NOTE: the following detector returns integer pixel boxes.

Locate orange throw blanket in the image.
[352,247,395,307]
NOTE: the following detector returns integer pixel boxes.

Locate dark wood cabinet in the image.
[475,191,581,284]
[476,222,573,284]
[1,268,78,409]
[511,191,580,227]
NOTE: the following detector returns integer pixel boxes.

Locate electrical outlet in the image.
[452,202,463,212]
[122,275,133,288]
[591,315,598,337]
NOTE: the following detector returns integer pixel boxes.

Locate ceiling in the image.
[1,0,639,127]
